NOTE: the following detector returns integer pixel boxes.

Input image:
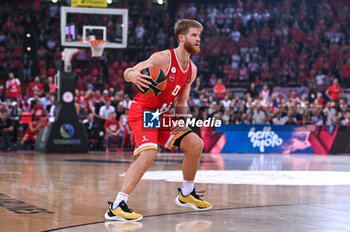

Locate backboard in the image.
[60,6,128,49]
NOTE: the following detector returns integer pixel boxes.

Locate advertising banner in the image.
[202,125,350,154]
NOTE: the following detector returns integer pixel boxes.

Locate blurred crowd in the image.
[0,0,350,151]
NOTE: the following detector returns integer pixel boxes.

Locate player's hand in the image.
[128,70,152,91]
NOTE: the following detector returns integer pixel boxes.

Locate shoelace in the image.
[191,189,206,200]
[119,202,134,213]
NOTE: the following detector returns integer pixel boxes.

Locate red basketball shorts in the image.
[128,102,191,156]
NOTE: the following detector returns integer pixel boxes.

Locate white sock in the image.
[113,192,129,209]
[181,179,194,196]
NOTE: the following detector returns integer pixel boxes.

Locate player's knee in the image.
[190,137,204,154]
[139,149,157,165]
[196,138,204,153]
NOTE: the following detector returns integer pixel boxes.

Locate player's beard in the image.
[184,40,200,54]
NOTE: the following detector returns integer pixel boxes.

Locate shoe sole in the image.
[104,211,143,222]
[175,196,213,211]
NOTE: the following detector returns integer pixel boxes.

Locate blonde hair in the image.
[174,19,203,42]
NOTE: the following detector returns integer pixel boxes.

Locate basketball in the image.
[140,66,167,96]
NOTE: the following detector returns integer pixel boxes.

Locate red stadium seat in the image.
[83,76,89,83]
[112,61,120,69]
[91,68,99,76]
[74,68,82,74]
[13,59,21,68]
[109,77,117,85]
[38,60,46,68]
[48,68,56,76]
[116,68,124,76]
[128,61,135,67]
[121,61,128,69]
[0,46,5,53]
[92,76,98,84]
[0,54,5,60]
[12,47,22,56]
[109,68,115,76]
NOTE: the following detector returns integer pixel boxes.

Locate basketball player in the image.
[105,19,212,221]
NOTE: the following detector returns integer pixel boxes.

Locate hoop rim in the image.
[89,39,107,48]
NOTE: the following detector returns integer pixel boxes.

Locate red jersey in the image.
[213,84,226,98]
[133,49,192,111]
[6,78,21,98]
[327,85,342,100]
[28,82,43,97]
[104,120,120,133]
[33,105,45,116]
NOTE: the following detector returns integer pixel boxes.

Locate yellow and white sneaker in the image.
[104,201,143,221]
[175,188,212,210]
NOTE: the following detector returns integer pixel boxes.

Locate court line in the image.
[41,201,350,231]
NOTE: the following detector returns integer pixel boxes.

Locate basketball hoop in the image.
[89,40,106,57]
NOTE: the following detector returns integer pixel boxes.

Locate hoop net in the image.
[89,40,106,57]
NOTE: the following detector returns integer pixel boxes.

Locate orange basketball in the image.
[140,66,167,96]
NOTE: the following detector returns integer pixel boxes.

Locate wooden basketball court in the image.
[1,152,350,232]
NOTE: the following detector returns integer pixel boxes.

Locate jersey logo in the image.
[169,74,175,81]
[171,67,176,73]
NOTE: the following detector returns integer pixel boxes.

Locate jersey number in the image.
[172,85,181,96]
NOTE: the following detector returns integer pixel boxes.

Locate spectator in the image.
[315,70,326,91]
[213,78,226,102]
[21,98,32,113]
[0,113,13,152]
[27,76,44,98]
[6,72,21,101]
[220,95,231,109]
[115,101,125,121]
[20,117,45,146]
[43,76,56,94]
[323,101,337,125]
[0,102,9,115]
[249,101,268,124]
[40,93,52,109]
[83,113,104,150]
[307,82,318,104]
[272,112,288,125]
[31,100,46,117]
[342,112,350,126]
[325,79,343,103]
[9,102,21,145]
[119,109,132,148]
[311,110,323,125]
[99,99,115,121]
[260,84,270,105]
[104,112,122,151]
[193,76,205,98]
[246,83,259,99]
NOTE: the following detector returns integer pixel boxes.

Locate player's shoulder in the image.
[190,60,197,73]
[149,50,170,62]
[148,50,170,70]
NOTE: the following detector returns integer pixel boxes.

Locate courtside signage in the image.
[71,0,107,8]
[248,127,283,152]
